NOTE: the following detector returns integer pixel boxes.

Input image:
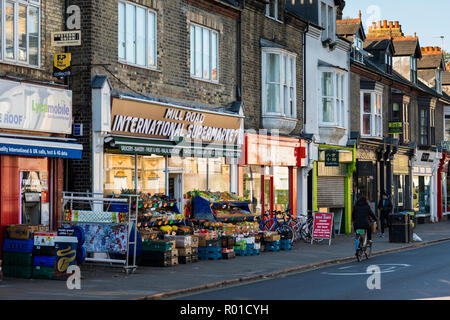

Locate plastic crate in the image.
[198,246,222,254]
[2,252,33,266]
[142,240,173,252]
[32,266,55,279]
[3,239,34,253]
[33,245,56,256]
[2,265,32,279]
[33,256,56,267]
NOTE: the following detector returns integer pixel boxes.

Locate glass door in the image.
[262,175,274,218]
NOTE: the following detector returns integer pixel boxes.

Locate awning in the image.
[0,137,83,159]
[107,136,242,158]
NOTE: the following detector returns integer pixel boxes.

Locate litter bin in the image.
[389,212,410,243]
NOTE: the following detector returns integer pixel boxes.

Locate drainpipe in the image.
[303,23,309,125]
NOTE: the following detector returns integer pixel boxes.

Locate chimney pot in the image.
[377,21,382,28]
[383,20,388,28]
[389,21,393,28]
[395,21,399,28]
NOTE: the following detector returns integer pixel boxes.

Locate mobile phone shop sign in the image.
[0,79,72,134]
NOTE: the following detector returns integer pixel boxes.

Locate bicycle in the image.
[259,210,295,244]
[355,228,372,262]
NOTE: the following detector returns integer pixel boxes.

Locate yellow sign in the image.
[54,53,71,70]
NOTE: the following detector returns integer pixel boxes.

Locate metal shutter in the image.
[317,177,345,208]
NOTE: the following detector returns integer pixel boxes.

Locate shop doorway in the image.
[20,171,49,225]
[262,176,274,216]
[169,172,183,214]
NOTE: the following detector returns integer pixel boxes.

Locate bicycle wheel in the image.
[365,242,372,260]
[277,224,294,244]
[301,224,311,243]
[356,249,363,262]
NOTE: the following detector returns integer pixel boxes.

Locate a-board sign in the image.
[311,212,334,245]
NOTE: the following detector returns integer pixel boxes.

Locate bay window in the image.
[320,69,346,127]
[190,23,218,82]
[0,0,40,66]
[262,48,296,118]
[118,1,157,68]
[360,91,383,137]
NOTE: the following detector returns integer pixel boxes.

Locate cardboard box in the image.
[34,232,57,246]
[6,225,47,240]
[175,235,192,248]
[177,247,192,256]
[191,236,199,248]
[264,234,281,242]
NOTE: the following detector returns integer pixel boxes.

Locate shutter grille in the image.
[317,177,345,208]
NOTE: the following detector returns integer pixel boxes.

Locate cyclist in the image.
[352,196,377,243]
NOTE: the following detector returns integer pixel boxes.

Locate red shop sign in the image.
[311,212,334,245]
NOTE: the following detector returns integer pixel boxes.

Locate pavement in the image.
[1,220,450,300]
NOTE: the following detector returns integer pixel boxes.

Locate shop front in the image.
[0,78,82,252]
[392,153,412,213]
[314,145,356,234]
[238,133,307,217]
[412,150,441,222]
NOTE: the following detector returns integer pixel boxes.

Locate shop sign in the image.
[311,212,334,245]
[51,30,81,46]
[111,98,243,145]
[388,121,403,134]
[324,149,339,167]
[0,79,72,134]
[119,145,181,157]
[53,53,71,78]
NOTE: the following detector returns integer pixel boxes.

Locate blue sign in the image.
[0,143,82,159]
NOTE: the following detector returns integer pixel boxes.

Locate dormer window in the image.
[411,57,417,83]
[436,68,442,93]
[352,38,364,63]
[385,53,392,74]
[320,1,335,42]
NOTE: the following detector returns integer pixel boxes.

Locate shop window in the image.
[190,23,218,82]
[321,69,346,127]
[118,1,157,68]
[445,114,450,141]
[273,167,289,212]
[413,175,431,215]
[0,0,40,66]
[243,165,262,215]
[208,158,230,192]
[114,175,127,191]
[262,48,297,119]
[360,90,382,137]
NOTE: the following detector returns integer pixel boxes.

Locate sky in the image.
[343,0,450,52]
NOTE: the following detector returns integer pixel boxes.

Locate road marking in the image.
[322,264,411,276]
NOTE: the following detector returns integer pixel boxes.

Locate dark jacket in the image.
[352,200,377,230]
[378,197,393,215]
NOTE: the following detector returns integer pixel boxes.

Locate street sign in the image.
[388,121,403,134]
[324,149,339,166]
[53,53,71,77]
[311,212,334,245]
[51,30,81,46]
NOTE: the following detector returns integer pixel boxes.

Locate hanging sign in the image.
[325,149,339,166]
[388,121,403,134]
[311,212,334,245]
[53,53,71,77]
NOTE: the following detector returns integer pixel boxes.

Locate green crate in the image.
[142,241,173,252]
[2,265,32,279]
[2,252,33,266]
[32,266,55,280]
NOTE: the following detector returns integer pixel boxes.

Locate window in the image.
[431,108,435,144]
[436,69,442,93]
[262,49,296,118]
[266,0,281,21]
[320,69,346,126]
[118,1,157,68]
[320,1,335,42]
[445,114,450,141]
[352,38,364,63]
[360,91,383,137]
[403,102,410,143]
[0,0,40,66]
[411,57,417,83]
[419,107,429,145]
[385,53,392,73]
[190,23,218,82]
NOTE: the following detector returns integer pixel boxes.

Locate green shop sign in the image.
[388,121,403,134]
[325,149,339,167]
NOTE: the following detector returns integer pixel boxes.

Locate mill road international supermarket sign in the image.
[0,79,72,134]
[311,212,334,245]
[110,98,243,145]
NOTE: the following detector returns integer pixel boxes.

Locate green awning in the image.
[108,136,242,158]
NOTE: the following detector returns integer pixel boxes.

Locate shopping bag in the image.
[371,221,377,233]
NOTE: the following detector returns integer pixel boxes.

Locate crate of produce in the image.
[246,243,255,250]
[280,239,292,250]
[2,252,33,266]
[221,236,236,249]
[3,239,34,253]
[178,255,192,264]
[5,225,47,240]
[234,249,248,256]
[33,255,56,267]
[142,240,173,252]
[205,239,221,247]
[175,235,192,248]
[191,236,199,248]
[177,247,192,256]
[264,234,281,242]
[33,245,56,256]
[2,265,32,279]
[222,251,236,259]
[32,266,55,280]
[265,241,280,252]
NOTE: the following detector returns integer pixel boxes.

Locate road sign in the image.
[312,212,334,245]
[53,53,71,77]
[51,30,81,46]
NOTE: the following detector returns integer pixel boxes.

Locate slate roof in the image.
[442,72,450,85]
[392,37,421,57]
[364,37,392,51]
[418,53,444,69]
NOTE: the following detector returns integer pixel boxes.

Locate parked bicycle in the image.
[355,228,372,262]
[258,210,295,244]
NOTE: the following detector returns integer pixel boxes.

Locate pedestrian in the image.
[352,196,377,242]
[377,191,393,237]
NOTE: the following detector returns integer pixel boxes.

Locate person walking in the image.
[377,192,393,237]
[352,196,378,242]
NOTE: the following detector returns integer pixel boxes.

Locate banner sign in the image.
[0,79,72,134]
[312,212,334,245]
[0,140,82,159]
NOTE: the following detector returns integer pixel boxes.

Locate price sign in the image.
[311,212,334,245]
